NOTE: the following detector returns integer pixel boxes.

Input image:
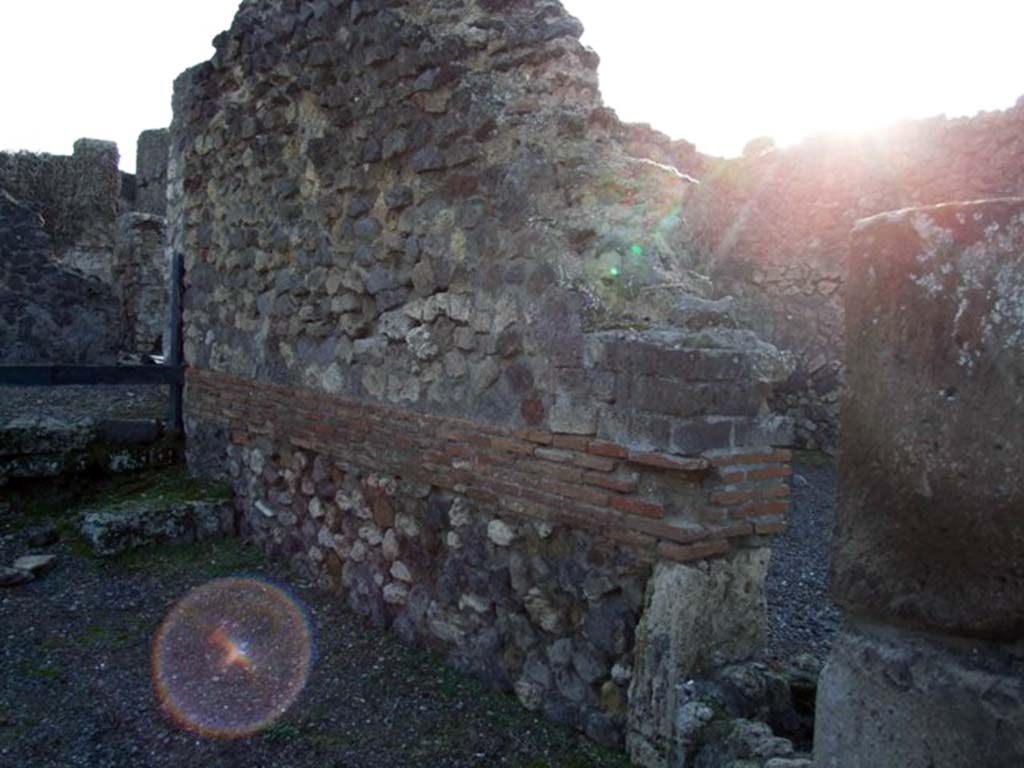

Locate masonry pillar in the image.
[814,198,1024,767]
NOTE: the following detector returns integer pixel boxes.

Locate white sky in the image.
[1,1,1021,171]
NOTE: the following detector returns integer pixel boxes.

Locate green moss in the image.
[78,623,138,650]
[103,537,262,577]
[263,722,301,743]
[83,464,231,510]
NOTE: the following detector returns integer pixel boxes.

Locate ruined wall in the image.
[815,198,1024,767]
[0,132,171,362]
[114,212,168,356]
[0,189,123,363]
[686,100,1024,451]
[135,129,170,216]
[171,0,794,758]
[0,139,123,282]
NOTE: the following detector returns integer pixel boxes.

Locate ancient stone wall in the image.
[683,100,1024,451]
[171,0,794,758]
[0,132,170,362]
[0,139,123,282]
[815,198,1024,767]
[114,212,169,356]
[0,189,123,363]
[135,129,170,216]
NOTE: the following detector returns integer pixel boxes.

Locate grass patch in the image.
[1,463,230,536]
[263,722,301,743]
[16,662,65,684]
[78,622,139,650]
[103,537,264,577]
[82,464,232,510]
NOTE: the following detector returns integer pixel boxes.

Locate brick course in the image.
[188,367,791,562]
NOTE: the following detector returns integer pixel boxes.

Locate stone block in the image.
[627,548,770,767]
[838,199,1024,638]
[814,620,1024,768]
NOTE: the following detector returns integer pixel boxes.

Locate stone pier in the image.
[814,198,1024,766]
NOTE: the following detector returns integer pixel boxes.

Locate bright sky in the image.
[2,1,1021,170]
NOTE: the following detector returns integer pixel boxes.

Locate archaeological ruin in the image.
[2,1,1022,766]
[1,132,170,365]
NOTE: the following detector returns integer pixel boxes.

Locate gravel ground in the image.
[0,386,168,423]
[765,453,841,661]
[0,452,838,767]
[0,477,631,768]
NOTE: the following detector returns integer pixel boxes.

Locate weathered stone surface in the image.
[96,419,163,445]
[837,199,1024,639]
[693,718,794,767]
[0,415,96,457]
[0,415,176,484]
[1,129,170,364]
[0,566,33,587]
[113,212,168,355]
[815,620,1024,768]
[81,498,234,556]
[0,189,123,364]
[627,548,771,768]
[12,554,57,574]
[172,0,794,751]
[135,129,170,215]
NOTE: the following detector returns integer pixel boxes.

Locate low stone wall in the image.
[0,414,179,485]
[186,366,789,751]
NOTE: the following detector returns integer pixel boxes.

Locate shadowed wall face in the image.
[815,198,1024,768]
[837,198,1024,640]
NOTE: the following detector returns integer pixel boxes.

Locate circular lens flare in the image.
[152,577,313,738]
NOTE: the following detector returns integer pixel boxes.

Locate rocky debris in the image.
[0,565,33,587]
[627,550,771,767]
[661,658,819,768]
[0,553,57,587]
[27,524,60,548]
[12,554,57,574]
[80,498,235,557]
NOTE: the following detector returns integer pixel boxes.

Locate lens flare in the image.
[151,577,313,738]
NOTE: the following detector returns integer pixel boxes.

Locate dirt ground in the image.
[0,471,632,768]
